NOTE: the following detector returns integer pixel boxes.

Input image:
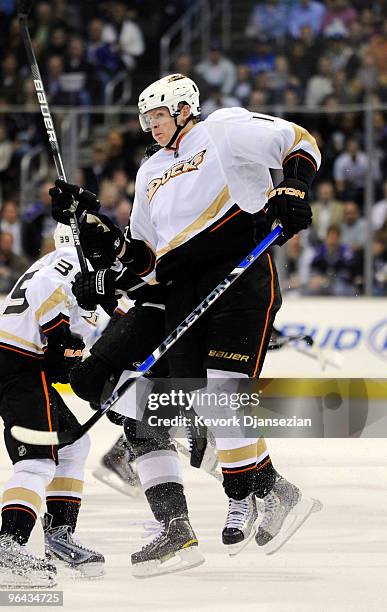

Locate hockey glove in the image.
[72,269,118,315]
[80,212,125,269]
[265,179,312,246]
[49,179,101,224]
[44,333,85,384]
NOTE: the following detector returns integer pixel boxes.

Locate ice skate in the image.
[222,493,260,556]
[255,476,322,555]
[93,436,142,498]
[0,534,57,588]
[131,516,204,578]
[43,515,105,578]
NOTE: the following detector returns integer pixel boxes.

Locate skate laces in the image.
[184,425,193,453]
[260,492,280,529]
[225,497,250,530]
[138,521,166,552]
[49,525,95,554]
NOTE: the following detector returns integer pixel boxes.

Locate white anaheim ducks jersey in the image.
[0,247,98,358]
[130,107,321,280]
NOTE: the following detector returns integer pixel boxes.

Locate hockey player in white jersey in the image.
[0,224,105,586]
[52,74,322,573]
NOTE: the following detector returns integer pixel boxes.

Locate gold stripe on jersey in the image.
[156,185,231,258]
[217,442,257,463]
[0,329,42,352]
[35,286,69,321]
[286,123,320,160]
[3,487,42,510]
[46,477,84,494]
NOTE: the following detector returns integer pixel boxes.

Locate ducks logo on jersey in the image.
[147,150,206,203]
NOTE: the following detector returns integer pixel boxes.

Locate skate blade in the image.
[262,497,322,556]
[227,517,261,558]
[0,568,57,589]
[132,546,205,579]
[93,466,143,498]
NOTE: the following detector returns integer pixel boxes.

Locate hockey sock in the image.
[254,437,277,498]
[1,505,37,545]
[216,438,259,500]
[46,434,90,532]
[145,482,189,524]
[1,458,55,544]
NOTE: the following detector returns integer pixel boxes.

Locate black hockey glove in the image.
[79,212,126,269]
[72,269,118,315]
[44,333,85,384]
[265,179,312,246]
[49,179,101,225]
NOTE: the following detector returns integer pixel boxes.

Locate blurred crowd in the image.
[0,0,386,295]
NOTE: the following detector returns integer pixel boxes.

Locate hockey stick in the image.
[269,327,342,370]
[11,223,283,446]
[18,0,87,273]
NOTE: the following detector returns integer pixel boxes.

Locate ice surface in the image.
[1,394,386,612]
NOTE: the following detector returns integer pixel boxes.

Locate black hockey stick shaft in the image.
[18,1,87,273]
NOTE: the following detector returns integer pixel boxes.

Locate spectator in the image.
[31,1,55,53]
[200,87,240,119]
[44,25,68,62]
[340,201,367,252]
[0,200,22,255]
[21,181,56,259]
[101,1,145,70]
[244,37,277,78]
[248,89,269,111]
[308,225,357,295]
[98,179,120,220]
[283,233,314,294]
[231,65,253,107]
[288,0,326,39]
[0,231,29,293]
[287,25,321,81]
[44,55,66,102]
[0,52,23,104]
[196,42,237,95]
[333,137,380,204]
[245,0,288,41]
[0,123,13,191]
[305,56,334,107]
[174,54,210,100]
[82,142,110,194]
[322,0,357,39]
[372,180,387,231]
[267,55,301,102]
[310,181,344,241]
[86,18,123,102]
[62,36,93,106]
[373,231,387,295]
[115,199,132,233]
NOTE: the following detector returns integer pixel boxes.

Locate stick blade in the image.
[11,425,59,446]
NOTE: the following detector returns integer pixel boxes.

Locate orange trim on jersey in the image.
[137,246,155,277]
[2,506,37,520]
[255,457,271,472]
[253,253,275,378]
[222,464,257,475]
[45,498,81,503]
[0,343,43,359]
[42,318,70,334]
[283,152,317,173]
[40,371,56,462]
[114,308,126,317]
[209,209,242,233]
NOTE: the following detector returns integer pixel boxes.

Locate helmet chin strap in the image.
[165,113,193,153]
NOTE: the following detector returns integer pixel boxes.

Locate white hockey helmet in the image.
[138,74,200,132]
[54,223,74,249]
